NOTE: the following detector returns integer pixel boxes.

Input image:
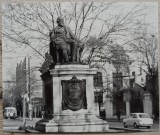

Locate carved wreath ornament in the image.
[61,76,87,111]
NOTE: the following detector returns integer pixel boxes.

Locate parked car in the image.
[4,107,17,119]
[123,113,153,129]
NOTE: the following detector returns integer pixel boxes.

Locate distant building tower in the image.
[15,58,27,117]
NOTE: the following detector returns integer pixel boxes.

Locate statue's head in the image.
[57,16,64,26]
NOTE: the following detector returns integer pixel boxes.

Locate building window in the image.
[112,72,123,88]
[93,72,103,88]
[94,91,103,103]
[132,71,135,76]
[132,91,140,98]
[130,79,134,88]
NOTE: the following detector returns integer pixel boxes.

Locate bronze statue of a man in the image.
[50,17,83,64]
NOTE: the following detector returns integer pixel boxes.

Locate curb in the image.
[3,127,20,130]
[109,127,157,132]
[109,127,141,132]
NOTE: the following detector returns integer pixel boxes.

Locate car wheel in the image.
[147,126,151,129]
[134,123,139,128]
[123,123,128,128]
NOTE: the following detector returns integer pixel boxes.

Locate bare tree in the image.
[110,44,130,121]
[2,2,147,64]
[130,24,159,119]
[81,2,147,67]
[90,43,130,120]
[2,2,154,120]
[3,82,16,109]
[3,65,42,117]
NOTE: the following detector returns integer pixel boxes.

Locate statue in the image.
[49,17,83,64]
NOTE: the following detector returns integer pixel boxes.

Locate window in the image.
[139,114,150,118]
[94,91,103,103]
[93,72,103,88]
[129,114,134,118]
[130,79,134,88]
[112,72,123,88]
[133,114,138,118]
[133,91,140,98]
[132,71,135,76]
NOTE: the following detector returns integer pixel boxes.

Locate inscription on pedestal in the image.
[61,76,87,111]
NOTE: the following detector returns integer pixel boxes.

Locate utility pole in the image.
[116,68,120,121]
[23,89,26,126]
[28,56,32,120]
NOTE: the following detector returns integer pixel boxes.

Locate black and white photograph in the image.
[2,1,159,133]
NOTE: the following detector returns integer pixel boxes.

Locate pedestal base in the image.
[37,64,109,132]
[35,112,109,132]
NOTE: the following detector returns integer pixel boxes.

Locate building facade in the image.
[93,60,154,119]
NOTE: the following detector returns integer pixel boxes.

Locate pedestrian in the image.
[41,111,44,119]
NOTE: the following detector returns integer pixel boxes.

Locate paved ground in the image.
[3,117,159,133]
[108,121,159,132]
[3,117,40,127]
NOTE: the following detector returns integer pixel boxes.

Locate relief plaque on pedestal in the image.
[61,76,87,111]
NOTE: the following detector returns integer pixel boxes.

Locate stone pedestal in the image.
[35,65,109,132]
[126,101,130,117]
[104,97,113,118]
[143,93,152,116]
[123,90,131,117]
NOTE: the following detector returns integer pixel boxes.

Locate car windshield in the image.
[5,108,15,113]
[138,114,150,118]
[10,109,15,113]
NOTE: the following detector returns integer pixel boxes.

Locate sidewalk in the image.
[16,117,41,122]
[4,117,41,127]
[3,117,42,132]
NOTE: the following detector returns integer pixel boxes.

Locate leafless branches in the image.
[2,2,150,66]
[129,24,158,76]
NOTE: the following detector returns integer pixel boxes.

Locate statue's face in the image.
[58,18,64,26]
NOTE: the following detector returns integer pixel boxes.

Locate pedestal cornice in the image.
[50,64,97,76]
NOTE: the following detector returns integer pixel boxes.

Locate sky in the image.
[2,2,158,81]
